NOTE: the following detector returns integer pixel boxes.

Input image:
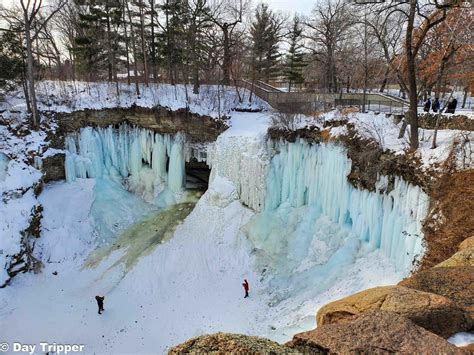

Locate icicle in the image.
[260,139,429,273]
[168,133,185,193]
[64,124,189,200]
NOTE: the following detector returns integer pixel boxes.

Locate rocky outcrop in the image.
[168,333,299,354]
[420,170,474,270]
[316,285,472,338]
[287,311,466,354]
[53,107,228,144]
[1,204,43,288]
[435,247,474,268]
[418,113,474,131]
[41,153,66,182]
[460,236,474,251]
[399,266,474,320]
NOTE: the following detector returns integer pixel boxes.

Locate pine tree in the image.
[156,0,188,85]
[73,0,123,81]
[250,4,282,83]
[283,16,306,92]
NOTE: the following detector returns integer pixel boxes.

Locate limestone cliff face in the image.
[40,107,226,183]
[54,106,228,144]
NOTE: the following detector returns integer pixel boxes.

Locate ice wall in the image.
[207,135,269,212]
[65,125,191,202]
[252,139,429,273]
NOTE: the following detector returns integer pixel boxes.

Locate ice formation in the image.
[207,135,269,211]
[0,152,9,181]
[247,139,429,276]
[65,125,192,202]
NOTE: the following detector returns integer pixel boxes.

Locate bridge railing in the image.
[236,79,409,114]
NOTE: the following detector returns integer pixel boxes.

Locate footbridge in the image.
[237,80,409,114]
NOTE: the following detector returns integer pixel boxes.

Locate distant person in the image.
[423,98,431,112]
[446,98,458,114]
[242,279,249,298]
[95,295,105,314]
[432,98,440,113]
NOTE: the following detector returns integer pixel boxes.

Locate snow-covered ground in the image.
[0,113,403,354]
[1,82,472,353]
[1,81,268,118]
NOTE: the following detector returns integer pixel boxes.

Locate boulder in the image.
[287,311,467,354]
[436,247,474,268]
[460,237,474,251]
[462,343,474,353]
[316,285,471,338]
[168,333,300,355]
[399,266,474,320]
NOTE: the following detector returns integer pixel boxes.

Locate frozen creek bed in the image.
[0,112,431,354]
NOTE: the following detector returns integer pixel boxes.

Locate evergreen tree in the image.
[73,0,122,81]
[250,4,282,83]
[0,31,25,87]
[156,0,188,84]
[283,16,306,92]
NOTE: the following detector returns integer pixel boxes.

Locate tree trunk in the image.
[405,0,419,150]
[139,0,149,86]
[222,25,231,86]
[24,10,40,128]
[105,5,113,82]
[150,0,158,83]
[122,0,131,86]
[126,0,140,96]
[379,66,390,93]
[462,86,468,108]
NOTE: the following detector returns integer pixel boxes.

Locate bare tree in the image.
[207,0,248,85]
[21,0,67,127]
[305,0,354,93]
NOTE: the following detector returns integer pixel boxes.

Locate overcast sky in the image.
[261,0,315,15]
[3,0,315,15]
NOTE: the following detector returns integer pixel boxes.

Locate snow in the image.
[328,111,473,170]
[0,81,470,353]
[449,332,474,347]
[0,171,403,353]
[207,112,271,211]
[2,81,268,119]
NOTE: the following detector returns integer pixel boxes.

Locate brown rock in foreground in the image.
[399,266,474,319]
[436,247,474,268]
[460,237,474,251]
[168,333,302,355]
[287,311,466,354]
[316,285,471,338]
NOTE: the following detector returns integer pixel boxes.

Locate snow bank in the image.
[2,81,268,119]
[329,111,473,171]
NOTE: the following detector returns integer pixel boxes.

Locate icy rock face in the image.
[249,139,429,274]
[0,152,9,182]
[207,136,269,212]
[64,125,194,202]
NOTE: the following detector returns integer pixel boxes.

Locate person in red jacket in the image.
[242,279,249,298]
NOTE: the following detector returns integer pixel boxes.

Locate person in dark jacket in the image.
[423,98,432,112]
[432,98,440,113]
[446,98,458,114]
[95,295,105,314]
[242,279,249,298]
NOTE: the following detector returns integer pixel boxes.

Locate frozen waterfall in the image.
[247,139,429,275]
[65,125,190,202]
